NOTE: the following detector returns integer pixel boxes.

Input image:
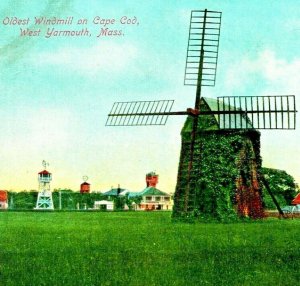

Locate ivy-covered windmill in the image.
[106,9,296,220]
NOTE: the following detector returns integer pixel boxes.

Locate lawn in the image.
[0,211,299,286]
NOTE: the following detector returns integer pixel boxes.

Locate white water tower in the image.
[35,160,54,210]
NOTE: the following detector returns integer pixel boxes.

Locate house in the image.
[100,173,174,211]
[290,193,300,214]
[0,190,8,210]
[100,186,132,210]
[102,186,130,198]
[133,186,173,211]
[94,200,114,211]
[292,193,300,205]
[131,172,173,211]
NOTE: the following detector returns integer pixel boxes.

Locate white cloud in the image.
[224,49,300,94]
[259,50,300,93]
[284,18,300,32]
[31,42,138,75]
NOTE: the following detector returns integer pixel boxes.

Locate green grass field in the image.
[0,211,299,286]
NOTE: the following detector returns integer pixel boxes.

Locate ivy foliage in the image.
[174,97,298,221]
[173,98,263,221]
[195,130,261,221]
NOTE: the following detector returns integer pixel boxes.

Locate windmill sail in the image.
[106,100,175,126]
[184,10,222,87]
[217,95,296,130]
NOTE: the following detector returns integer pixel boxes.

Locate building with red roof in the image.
[292,193,300,205]
[0,190,8,209]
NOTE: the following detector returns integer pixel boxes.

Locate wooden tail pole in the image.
[261,175,285,218]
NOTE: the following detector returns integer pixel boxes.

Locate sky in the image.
[0,0,299,192]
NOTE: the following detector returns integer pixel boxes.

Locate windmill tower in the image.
[106,9,297,219]
[35,160,54,210]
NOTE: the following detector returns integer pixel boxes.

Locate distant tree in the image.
[113,194,143,211]
[126,195,142,210]
[114,195,126,211]
[261,167,297,209]
[53,188,74,193]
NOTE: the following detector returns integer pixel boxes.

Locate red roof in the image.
[38,170,51,175]
[0,190,7,201]
[292,193,300,205]
[81,182,90,185]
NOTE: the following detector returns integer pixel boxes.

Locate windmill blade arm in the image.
[106,100,177,126]
[108,111,188,117]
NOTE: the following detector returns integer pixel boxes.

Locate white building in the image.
[132,187,173,211]
[94,200,114,211]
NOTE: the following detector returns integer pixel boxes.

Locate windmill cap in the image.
[38,170,51,175]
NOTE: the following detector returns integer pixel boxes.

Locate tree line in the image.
[4,168,298,211]
[6,189,142,210]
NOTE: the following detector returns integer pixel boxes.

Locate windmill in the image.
[106,9,296,218]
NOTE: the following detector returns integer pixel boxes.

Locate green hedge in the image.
[7,190,105,210]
